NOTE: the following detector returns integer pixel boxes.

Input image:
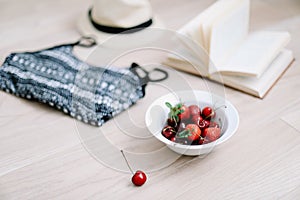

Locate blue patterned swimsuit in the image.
[0,38,154,126]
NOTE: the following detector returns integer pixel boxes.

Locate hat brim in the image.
[77,10,165,44]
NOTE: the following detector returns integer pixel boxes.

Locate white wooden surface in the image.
[1,0,300,199]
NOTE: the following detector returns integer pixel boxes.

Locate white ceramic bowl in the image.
[145,90,239,156]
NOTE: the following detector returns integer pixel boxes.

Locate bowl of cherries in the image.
[145,90,239,156]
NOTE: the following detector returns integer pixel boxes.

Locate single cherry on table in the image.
[120,150,147,186]
[131,171,147,186]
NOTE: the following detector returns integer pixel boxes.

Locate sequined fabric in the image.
[0,44,145,126]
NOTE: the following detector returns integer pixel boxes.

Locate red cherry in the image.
[170,136,176,143]
[198,137,205,145]
[167,118,180,129]
[198,119,210,130]
[202,107,215,120]
[161,126,176,139]
[132,170,147,186]
[120,150,147,187]
[188,105,201,116]
[167,118,175,127]
[178,105,190,120]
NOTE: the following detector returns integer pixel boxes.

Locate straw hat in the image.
[77,0,164,43]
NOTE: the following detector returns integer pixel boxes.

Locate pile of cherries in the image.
[161,102,223,145]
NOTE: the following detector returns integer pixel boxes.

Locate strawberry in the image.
[177,124,201,142]
[203,127,221,142]
[188,105,201,116]
[165,102,191,126]
[165,102,184,127]
[178,105,190,120]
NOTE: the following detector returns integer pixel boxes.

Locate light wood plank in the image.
[0,0,300,199]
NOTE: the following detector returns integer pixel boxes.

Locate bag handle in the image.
[130,63,168,85]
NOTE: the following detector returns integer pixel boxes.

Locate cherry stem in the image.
[172,116,178,126]
[214,105,227,111]
[120,150,134,174]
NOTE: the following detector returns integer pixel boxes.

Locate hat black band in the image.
[88,9,153,34]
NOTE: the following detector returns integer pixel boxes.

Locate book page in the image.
[178,0,248,73]
[201,0,244,52]
[165,49,293,98]
[179,13,206,48]
[216,50,293,98]
[166,47,210,77]
[177,31,210,67]
[208,0,250,74]
[179,0,242,52]
[217,31,291,77]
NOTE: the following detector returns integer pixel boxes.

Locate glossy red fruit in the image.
[191,115,203,125]
[204,127,221,142]
[185,124,201,142]
[120,150,147,187]
[167,118,175,127]
[132,170,147,186]
[161,126,176,139]
[170,137,176,143]
[202,107,215,120]
[178,105,190,120]
[188,105,201,116]
[198,119,210,130]
[198,137,205,145]
[167,118,179,128]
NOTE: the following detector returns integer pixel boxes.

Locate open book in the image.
[165,0,294,98]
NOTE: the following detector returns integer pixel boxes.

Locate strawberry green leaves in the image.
[176,129,192,138]
[165,102,184,123]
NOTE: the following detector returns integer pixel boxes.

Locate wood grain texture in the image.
[0,0,300,199]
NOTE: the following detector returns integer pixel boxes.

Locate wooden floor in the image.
[1,0,300,199]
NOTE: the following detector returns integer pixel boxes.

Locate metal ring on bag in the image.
[75,36,97,47]
[130,63,168,85]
